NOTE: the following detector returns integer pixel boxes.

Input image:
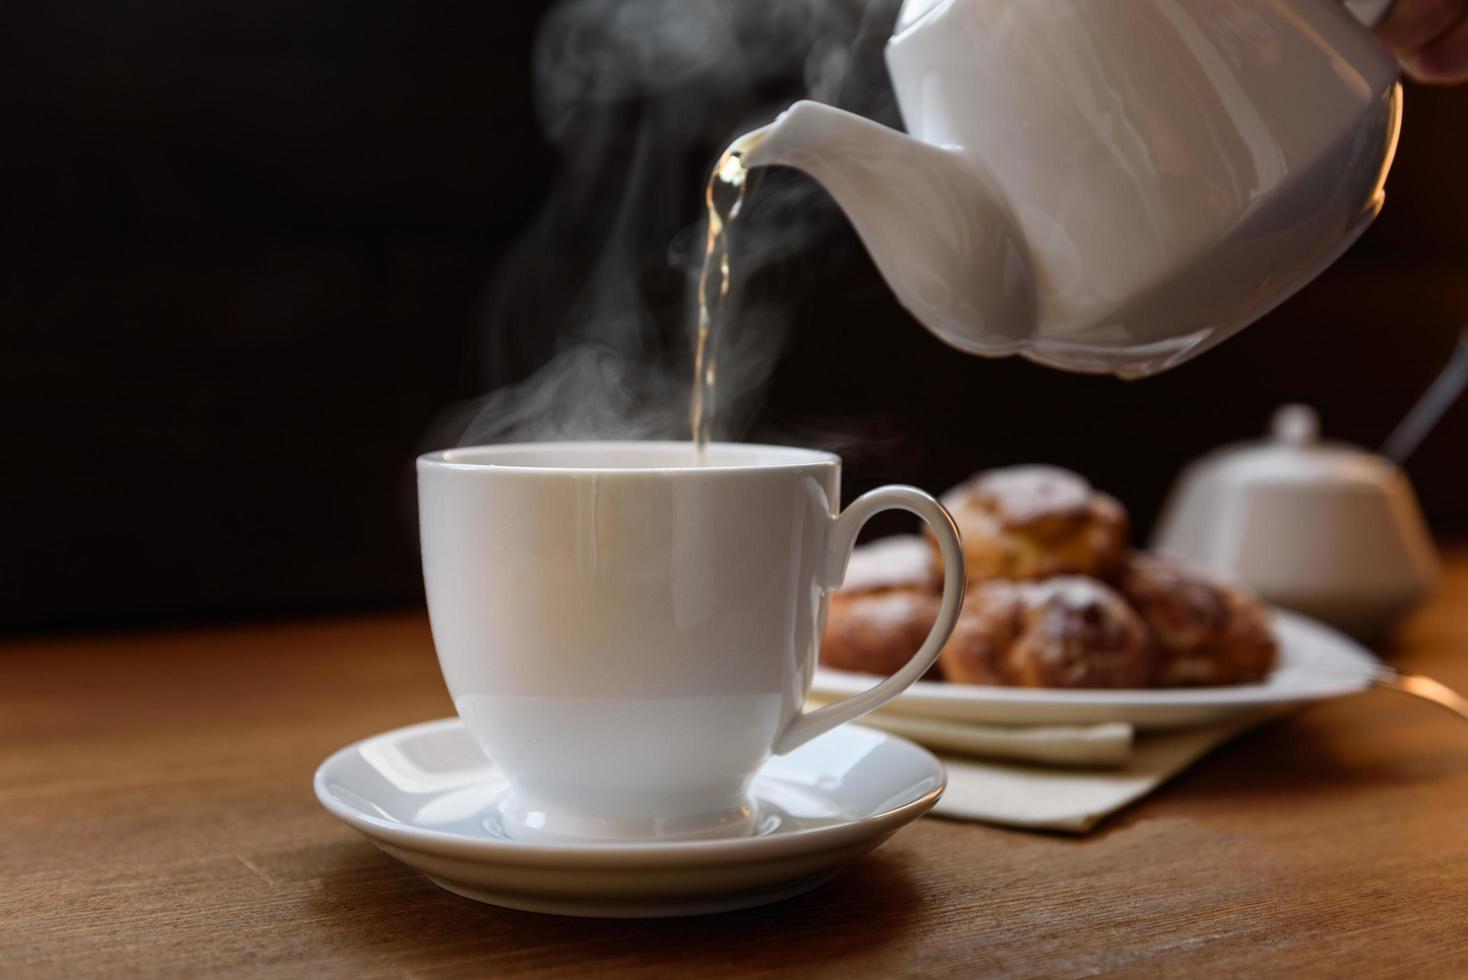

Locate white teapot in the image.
[736,0,1402,377]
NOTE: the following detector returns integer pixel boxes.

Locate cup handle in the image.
[773,485,966,755]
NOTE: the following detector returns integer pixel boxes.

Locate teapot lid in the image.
[1194,404,1399,489]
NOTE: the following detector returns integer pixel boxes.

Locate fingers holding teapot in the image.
[1376,0,1468,83]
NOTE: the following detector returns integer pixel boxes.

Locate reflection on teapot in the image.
[735,0,1402,377]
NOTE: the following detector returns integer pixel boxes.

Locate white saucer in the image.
[313,719,945,918]
[813,609,1382,730]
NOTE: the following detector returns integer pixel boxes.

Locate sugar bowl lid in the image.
[1195,404,1402,489]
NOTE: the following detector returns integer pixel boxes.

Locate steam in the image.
[433,0,903,449]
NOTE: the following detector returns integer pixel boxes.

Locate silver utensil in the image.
[1372,667,1468,724]
[1381,326,1468,465]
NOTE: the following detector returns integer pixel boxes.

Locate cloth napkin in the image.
[931,713,1272,832]
[837,709,1136,768]
[813,700,1275,833]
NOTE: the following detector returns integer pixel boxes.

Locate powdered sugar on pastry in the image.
[839,535,940,593]
[933,465,1130,582]
[939,577,1152,689]
[954,466,1094,526]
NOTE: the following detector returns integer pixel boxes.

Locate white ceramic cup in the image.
[417,442,964,843]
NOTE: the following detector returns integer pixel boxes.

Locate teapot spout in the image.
[737,100,1038,354]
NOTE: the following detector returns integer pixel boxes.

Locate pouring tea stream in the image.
[691,0,1402,439]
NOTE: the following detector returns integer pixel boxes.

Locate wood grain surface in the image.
[4,557,1468,978]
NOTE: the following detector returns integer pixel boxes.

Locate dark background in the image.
[3,0,1465,632]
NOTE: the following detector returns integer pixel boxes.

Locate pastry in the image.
[930,466,1129,582]
[939,577,1152,688]
[822,479,1278,691]
[1119,553,1277,686]
[820,536,942,677]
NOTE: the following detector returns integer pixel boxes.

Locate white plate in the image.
[813,609,1381,730]
[314,718,944,918]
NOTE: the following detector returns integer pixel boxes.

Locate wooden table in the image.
[5,559,1468,979]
